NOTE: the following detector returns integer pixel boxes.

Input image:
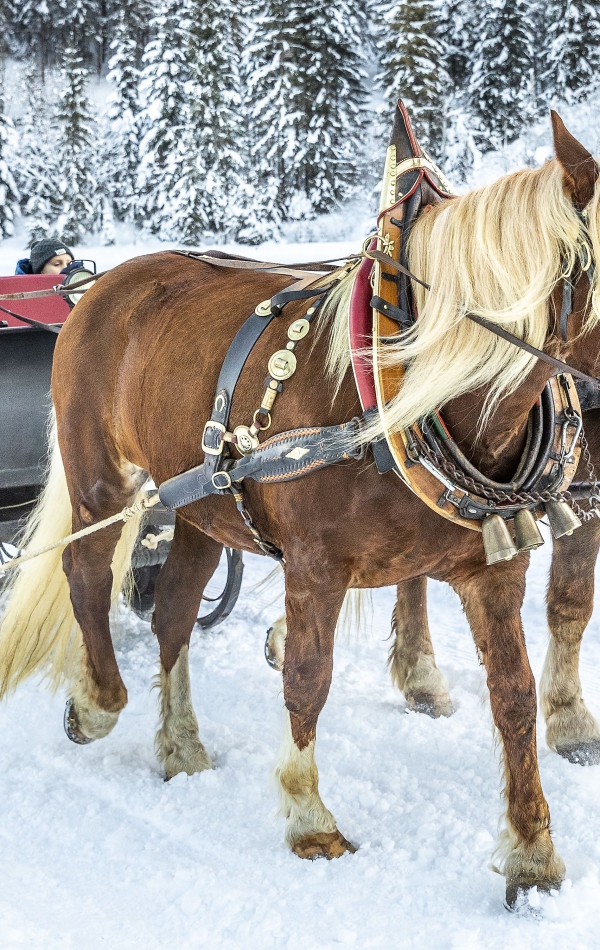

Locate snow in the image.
[1,532,600,947]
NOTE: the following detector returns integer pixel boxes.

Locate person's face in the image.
[41,254,73,275]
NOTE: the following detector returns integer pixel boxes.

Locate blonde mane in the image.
[321,160,600,439]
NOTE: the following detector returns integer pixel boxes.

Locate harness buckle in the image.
[202,421,227,455]
[212,471,232,490]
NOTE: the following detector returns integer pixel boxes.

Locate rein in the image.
[364,246,600,388]
[0,271,105,301]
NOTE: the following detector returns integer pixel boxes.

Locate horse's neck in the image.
[441,362,555,481]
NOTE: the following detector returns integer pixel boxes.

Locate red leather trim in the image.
[423,169,456,199]
[377,169,424,225]
[349,244,377,410]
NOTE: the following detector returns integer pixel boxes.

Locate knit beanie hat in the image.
[30,239,74,274]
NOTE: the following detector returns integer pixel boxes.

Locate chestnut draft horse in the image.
[1,114,599,907]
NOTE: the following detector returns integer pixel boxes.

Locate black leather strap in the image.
[159,418,365,509]
[270,281,337,316]
[464,310,600,386]
[201,309,279,479]
[560,278,573,342]
[370,295,413,331]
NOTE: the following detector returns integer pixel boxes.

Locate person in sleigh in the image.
[15,238,74,276]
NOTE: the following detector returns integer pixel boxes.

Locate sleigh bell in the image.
[481,514,518,565]
[544,500,582,539]
[513,508,545,552]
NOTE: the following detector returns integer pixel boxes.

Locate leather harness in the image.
[157,108,600,558]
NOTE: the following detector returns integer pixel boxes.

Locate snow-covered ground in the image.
[1,233,600,946]
[1,536,600,949]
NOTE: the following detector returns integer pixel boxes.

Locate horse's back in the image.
[51,251,295,480]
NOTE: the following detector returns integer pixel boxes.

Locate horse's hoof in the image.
[64,699,94,745]
[291,830,357,860]
[505,879,560,913]
[264,627,283,671]
[163,747,212,780]
[407,692,454,718]
[556,739,600,766]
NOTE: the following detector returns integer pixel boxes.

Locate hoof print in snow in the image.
[556,739,600,766]
[291,830,357,860]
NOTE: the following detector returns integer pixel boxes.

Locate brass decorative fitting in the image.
[268,349,297,381]
[255,299,273,317]
[233,426,259,455]
[260,386,278,411]
[288,318,310,341]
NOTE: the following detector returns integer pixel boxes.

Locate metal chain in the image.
[416,431,600,523]
[579,431,600,517]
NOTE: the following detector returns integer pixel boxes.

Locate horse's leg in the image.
[63,473,143,742]
[153,515,223,779]
[454,563,565,907]
[275,568,355,859]
[388,576,453,717]
[541,521,600,765]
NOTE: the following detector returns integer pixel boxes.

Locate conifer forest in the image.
[0,0,597,245]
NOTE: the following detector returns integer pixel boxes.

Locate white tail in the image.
[0,419,143,697]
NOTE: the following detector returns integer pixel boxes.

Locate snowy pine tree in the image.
[16,0,54,79]
[137,0,190,237]
[92,114,117,244]
[468,0,537,150]
[14,65,60,241]
[0,22,18,238]
[170,0,244,242]
[245,0,370,220]
[542,0,600,105]
[54,47,97,243]
[377,0,450,155]
[106,11,141,223]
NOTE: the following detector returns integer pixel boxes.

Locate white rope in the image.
[140,527,175,550]
[0,492,161,575]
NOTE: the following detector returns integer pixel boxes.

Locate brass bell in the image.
[513,508,545,552]
[544,500,582,539]
[481,514,518,565]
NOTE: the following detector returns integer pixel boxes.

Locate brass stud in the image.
[255,299,273,317]
[288,318,310,341]
[268,349,297,381]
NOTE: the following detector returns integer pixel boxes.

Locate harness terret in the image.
[157,102,600,565]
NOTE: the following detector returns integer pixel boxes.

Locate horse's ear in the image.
[551,110,598,209]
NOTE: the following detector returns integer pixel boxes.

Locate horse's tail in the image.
[0,418,143,697]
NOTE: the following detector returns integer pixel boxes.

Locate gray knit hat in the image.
[30,239,74,274]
